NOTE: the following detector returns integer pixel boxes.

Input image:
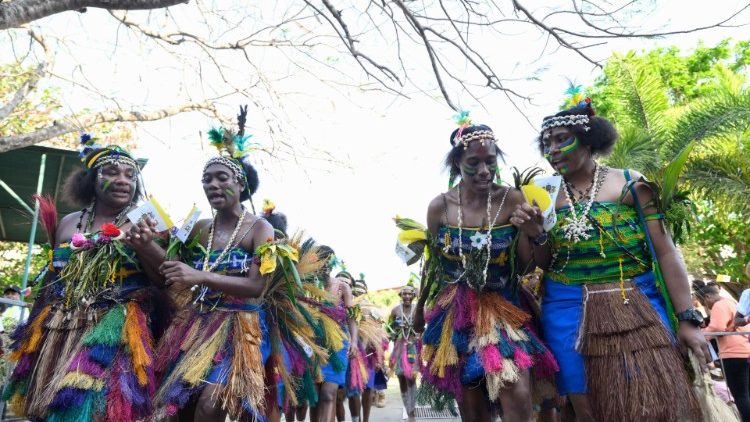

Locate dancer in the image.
[149,122,335,421]
[309,246,357,422]
[408,115,558,422]
[352,275,387,422]
[511,94,708,421]
[386,279,420,422]
[3,140,160,421]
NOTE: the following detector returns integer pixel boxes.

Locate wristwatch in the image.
[530,231,548,246]
[676,307,704,327]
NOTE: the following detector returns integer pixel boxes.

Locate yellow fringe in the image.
[180,316,231,386]
[436,285,457,309]
[122,302,152,386]
[318,313,346,351]
[431,308,458,378]
[421,344,435,362]
[58,372,106,391]
[11,304,52,359]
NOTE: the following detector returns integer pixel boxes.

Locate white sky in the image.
[2,1,748,289]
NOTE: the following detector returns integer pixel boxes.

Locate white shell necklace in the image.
[560,163,607,243]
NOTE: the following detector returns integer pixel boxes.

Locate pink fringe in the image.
[481,346,504,373]
[453,286,477,330]
[514,348,533,370]
[533,349,560,379]
[348,351,366,393]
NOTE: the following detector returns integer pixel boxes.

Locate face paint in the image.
[558,165,570,174]
[224,187,235,197]
[100,180,111,192]
[557,137,579,156]
[461,164,477,175]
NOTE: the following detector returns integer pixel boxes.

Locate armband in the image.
[347,304,363,323]
[644,213,665,221]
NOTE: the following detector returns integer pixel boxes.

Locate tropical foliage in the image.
[589,39,750,283]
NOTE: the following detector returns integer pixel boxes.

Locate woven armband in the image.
[347,304,363,323]
[644,213,665,221]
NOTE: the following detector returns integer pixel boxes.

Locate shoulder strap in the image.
[234,216,263,250]
[625,169,658,260]
[441,193,449,225]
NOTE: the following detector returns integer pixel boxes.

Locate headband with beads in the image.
[80,134,139,171]
[541,84,596,137]
[452,111,497,150]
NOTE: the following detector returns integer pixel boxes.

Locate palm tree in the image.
[591,54,750,242]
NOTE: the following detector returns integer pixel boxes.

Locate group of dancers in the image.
[2,91,711,422]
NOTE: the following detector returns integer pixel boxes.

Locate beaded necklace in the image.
[75,200,130,233]
[551,164,608,272]
[454,183,508,288]
[202,208,248,273]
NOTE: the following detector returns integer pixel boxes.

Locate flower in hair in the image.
[263,198,276,215]
[453,110,472,143]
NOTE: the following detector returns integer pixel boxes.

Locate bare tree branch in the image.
[0,28,51,121]
[0,0,188,30]
[0,101,218,152]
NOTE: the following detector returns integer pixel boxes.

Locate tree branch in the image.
[0,101,217,152]
[0,0,188,30]
[0,28,51,121]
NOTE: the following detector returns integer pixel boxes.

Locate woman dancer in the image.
[149,125,334,421]
[309,246,357,422]
[511,97,708,421]
[412,117,557,422]
[4,140,161,421]
[387,281,420,422]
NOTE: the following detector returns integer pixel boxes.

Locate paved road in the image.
[297,377,460,422]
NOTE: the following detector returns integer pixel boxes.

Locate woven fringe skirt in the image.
[3,300,156,422]
[153,304,270,421]
[420,283,558,404]
[542,271,701,421]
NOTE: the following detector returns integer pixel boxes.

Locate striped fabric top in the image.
[191,247,259,307]
[546,201,651,285]
[436,224,517,291]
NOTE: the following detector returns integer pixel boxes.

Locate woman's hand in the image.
[678,323,711,371]
[510,202,544,238]
[348,342,358,359]
[413,303,425,333]
[160,261,205,287]
[124,215,158,250]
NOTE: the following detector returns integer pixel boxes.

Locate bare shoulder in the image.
[56,211,83,244]
[504,186,525,207]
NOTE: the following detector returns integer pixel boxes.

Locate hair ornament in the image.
[262,198,276,216]
[452,110,496,150]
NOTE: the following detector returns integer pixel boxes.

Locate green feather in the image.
[207,127,225,148]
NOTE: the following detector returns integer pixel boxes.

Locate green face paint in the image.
[224,188,235,197]
[557,137,579,156]
[558,165,570,174]
[100,180,111,192]
[461,164,477,175]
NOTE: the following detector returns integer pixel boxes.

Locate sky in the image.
[2,0,748,290]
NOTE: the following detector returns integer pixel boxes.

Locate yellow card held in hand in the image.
[521,175,562,232]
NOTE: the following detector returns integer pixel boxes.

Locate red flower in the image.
[101,223,121,238]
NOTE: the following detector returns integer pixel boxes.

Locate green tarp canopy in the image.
[0,145,80,244]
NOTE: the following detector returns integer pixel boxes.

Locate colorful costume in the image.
[541,199,700,420]
[346,298,387,397]
[420,222,557,405]
[319,285,349,387]
[155,234,345,419]
[4,241,158,421]
[387,303,420,381]
[154,246,270,420]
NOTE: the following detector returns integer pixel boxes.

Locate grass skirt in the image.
[153,303,270,421]
[421,283,557,404]
[542,272,701,421]
[3,299,156,422]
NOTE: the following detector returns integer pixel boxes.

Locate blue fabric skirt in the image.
[322,337,350,386]
[541,271,672,394]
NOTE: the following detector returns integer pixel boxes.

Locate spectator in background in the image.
[696,281,750,421]
[1,285,28,324]
[734,262,750,328]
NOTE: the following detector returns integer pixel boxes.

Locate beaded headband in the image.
[541,114,591,133]
[400,285,417,294]
[203,156,247,186]
[85,147,139,171]
[455,129,497,150]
